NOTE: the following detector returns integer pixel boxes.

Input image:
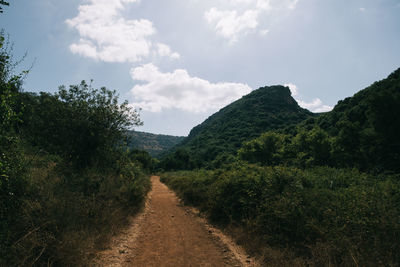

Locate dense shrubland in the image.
[161,165,400,266]
[0,31,151,266]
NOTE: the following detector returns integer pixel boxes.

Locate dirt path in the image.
[94,176,259,267]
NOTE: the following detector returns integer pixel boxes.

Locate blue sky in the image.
[1,0,399,136]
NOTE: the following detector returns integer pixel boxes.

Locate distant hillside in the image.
[161,85,316,169]
[128,131,185,158]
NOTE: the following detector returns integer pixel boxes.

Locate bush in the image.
[2,148,150,266]
[161,165,400,266]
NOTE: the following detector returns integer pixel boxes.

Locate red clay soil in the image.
[94,176,258,267]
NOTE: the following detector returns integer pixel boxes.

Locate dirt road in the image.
[94,176,258,267]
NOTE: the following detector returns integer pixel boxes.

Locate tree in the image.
[160,148,194,170]
[0,31,25,198]
[0,1,9,13]
[0,34,21,134]
[239,132,284,165]
[21,81,142,168]
[291,127,332,167]
[0,30,27,263]
[129,149,153,172]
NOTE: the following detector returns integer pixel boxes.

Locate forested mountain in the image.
[239,68,400,173]
[127,131,185,157]
[161,85,316,169]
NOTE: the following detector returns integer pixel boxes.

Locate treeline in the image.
[0,32,151,266]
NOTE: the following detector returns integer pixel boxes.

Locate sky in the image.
[1,0,399,136]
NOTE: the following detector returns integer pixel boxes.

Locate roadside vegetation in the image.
[161,165,399,266]
[0,30,151,266]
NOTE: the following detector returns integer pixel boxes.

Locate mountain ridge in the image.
[128,131,185,158]
[161,85,316,169]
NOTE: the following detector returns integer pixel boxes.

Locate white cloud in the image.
[285,83,333,112]
[297,98,332,112]
[156,43,180,60]
[284,83,298,96]
[259,29,270,36]
[288,0,299,9]
[359,7,366,12]
[66,0,179,62]
[230,0,254,5]
[130,64,252,113]
[257,0,271,10]
[205,0,300,43]
[205,8,259,43]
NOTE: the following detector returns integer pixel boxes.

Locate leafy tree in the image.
[161,148,195,170]
[20,81,142,168]
[239,127,333,168]
[0,1,9,13]
[330,120,362,167]
[239,132,285,165]
[292,127,332,167]
[0,35,21,134]
[0,30,27,264]
[0,32,24,190]
[129,149,154,172]
[367,88,400,171]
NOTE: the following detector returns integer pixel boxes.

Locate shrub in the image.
[161,165,400,265]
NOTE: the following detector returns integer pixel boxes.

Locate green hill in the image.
[161,85,316,169]
[239,68,400,173]
[128,131,185,158]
